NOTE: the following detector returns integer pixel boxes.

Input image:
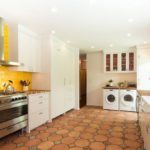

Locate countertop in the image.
[103,86,137,90]
[23,90,50,95]
[137,90,150,96]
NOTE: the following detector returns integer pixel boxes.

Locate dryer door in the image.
[121,94,134,106]
[106,94,116,104]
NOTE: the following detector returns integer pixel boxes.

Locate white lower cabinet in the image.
[28,92,50,132]
[139,96,150,150]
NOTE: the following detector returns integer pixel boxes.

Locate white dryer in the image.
[119,90,137,112]
[103,89,119,110]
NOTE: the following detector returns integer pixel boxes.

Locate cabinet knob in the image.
[39,102,43,104]
[39,112,43,115]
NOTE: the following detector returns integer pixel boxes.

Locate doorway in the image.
[80,54,87,108]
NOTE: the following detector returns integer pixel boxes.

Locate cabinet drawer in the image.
[29,93,49,113]
[29,108,49,130]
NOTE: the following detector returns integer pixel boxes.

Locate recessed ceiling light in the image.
[91,46,95,49]
[127,33,131,37]
[128,18,134,23]
[89,0,95,5]
[67,40,70,44]
[110,44,113,48]
[51,7,58,13]
[51,30,56,34]
[144,41,148,44]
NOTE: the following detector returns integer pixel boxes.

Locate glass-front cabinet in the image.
[104,51,136,73]
[121,53,126,71]
[113,54,118,71]
[106,54,111,71]
[129,52,134,71]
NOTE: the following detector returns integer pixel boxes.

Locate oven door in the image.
[0,100,28,130]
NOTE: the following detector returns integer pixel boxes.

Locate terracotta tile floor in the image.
[0,107,144,150]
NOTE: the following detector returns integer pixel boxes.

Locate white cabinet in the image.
[28,92,50,132]
[50,36,77,119]
[8,24,42,72]
[18,25,42,72]
[104,50,136,73]
[137,45,150,90]
[64,47,75,112]
[139,96,150,150]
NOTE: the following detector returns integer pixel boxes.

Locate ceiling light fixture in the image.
[67,40,70,44]
[128,18,134,23]
[91,46,95,49]
[110,44,113,48]
[127,33,131,37]
[51,7,58,13]
[89,0,95,5]
[51,30,56,34]
[144,41,148,44]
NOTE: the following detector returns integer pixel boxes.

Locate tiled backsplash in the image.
[0,66,32,91]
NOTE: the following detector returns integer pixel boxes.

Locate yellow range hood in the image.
[0,17,23,67]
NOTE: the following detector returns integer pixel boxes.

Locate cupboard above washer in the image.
[104,50,136,73]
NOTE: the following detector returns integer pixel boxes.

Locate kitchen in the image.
[0,0,150,150]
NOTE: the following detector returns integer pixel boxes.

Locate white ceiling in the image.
[0,0,150,52]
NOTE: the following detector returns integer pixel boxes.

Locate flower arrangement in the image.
[20,80,30,86]
[108,79,114,86]
[20,80,30,91]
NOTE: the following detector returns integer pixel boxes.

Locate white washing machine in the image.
[103,89,119,110]
[119,90,137,112]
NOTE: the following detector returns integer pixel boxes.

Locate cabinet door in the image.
[51,38,65,119]
[18,25,41,72]
[137,47,150,90]
[64,48,75,112]
[145,119,150,150]
[28,93,49,132]
[112,53,118,71]
[129,52,135,71]
[105,54,111,72]
[121,53,127,71]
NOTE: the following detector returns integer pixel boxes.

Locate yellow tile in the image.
[0,67,32,91]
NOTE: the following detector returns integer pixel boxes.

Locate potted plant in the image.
[20,80,30,91]
[108,79,114,87]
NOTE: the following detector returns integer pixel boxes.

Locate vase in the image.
[109,82,113,87]
[23,86,29,91]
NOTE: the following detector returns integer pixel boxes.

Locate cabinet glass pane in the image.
[106,54,110,71]
[121,53,126,71]
[113,54,118,71]
[129,52,134,71]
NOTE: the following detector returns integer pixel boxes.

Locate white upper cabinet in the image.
[137,44,150,90]
[18,25,42,72]
[104,49,136,73]
[9,24,42,72]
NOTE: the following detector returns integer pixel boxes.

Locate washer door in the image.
[121,94,133,106]
[106,94,116,104]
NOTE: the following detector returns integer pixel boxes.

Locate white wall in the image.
[87,52,136,106]
[32,73,50,90]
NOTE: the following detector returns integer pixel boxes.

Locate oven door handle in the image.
[0,100,27,111]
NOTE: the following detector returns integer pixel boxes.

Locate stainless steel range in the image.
[0,92,28,138]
